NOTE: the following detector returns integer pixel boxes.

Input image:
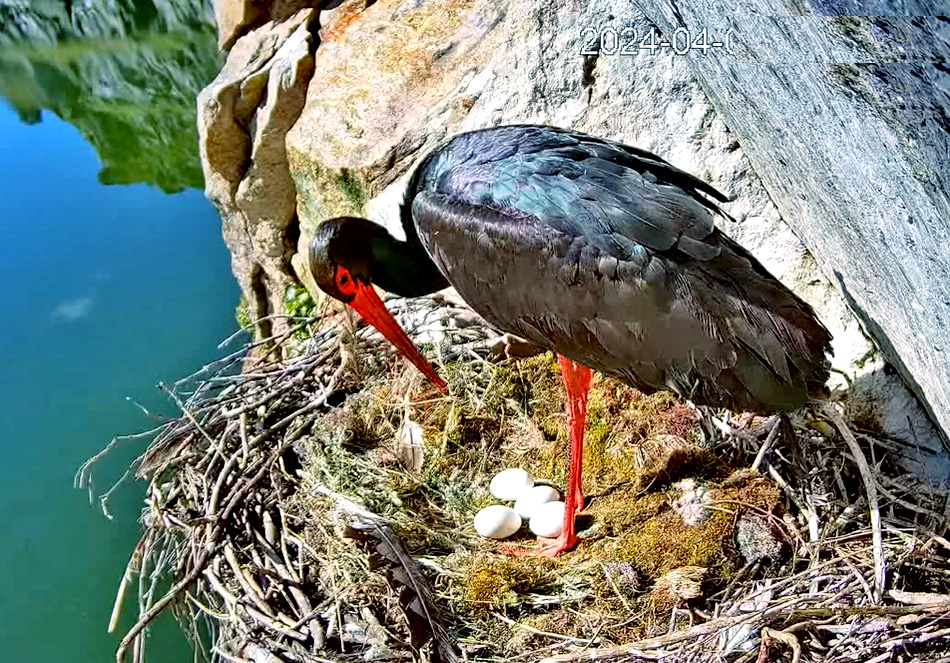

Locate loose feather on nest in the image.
[317,486,458,663]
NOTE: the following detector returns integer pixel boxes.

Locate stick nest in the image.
[80,293,950,663]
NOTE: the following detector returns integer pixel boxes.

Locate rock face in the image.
[633,5,950,462]
[212,0,317,50]
[199,0,949,476]
[198,9,317,342]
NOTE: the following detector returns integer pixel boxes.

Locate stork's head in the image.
[309,217,447,393]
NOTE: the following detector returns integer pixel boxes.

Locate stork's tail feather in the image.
[698,232,834,413]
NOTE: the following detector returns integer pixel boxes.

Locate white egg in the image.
[489,468,534,500]
[529,501,566,538]
[513,485,560,519]
[473,505,522,539]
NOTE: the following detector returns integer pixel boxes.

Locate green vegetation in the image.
[283,284,318,319]
[235,296,251,330]
[337,168,367,211]
[0,0,221,192]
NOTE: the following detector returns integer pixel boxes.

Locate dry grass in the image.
[81,293,950,663]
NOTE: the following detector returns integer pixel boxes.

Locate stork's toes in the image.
[499,532,582,557]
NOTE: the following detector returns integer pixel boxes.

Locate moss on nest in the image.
[525,371,704,495]
[462,558,550,611]
[592,490,669,533]
[638,445,731,492]
[588,470,782,583]
[611,509,734,577]
[286,347,793,657]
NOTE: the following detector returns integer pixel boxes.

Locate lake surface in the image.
[0,32,235,663]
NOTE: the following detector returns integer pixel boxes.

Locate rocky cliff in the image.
[197,0,950,477]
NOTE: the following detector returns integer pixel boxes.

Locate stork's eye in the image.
[334,265,357,297]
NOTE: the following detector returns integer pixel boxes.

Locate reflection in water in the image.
[0,0,222,192]
[0,1,235,662]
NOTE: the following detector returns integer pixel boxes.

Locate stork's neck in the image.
[367,219,449,297]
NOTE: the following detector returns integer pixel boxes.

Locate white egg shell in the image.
[529,501,566,538]
[513,485,560,519]
[474,505,522,539]
[489,468,534,500]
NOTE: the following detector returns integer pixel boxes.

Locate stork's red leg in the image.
[507,355,591,557]
[559,354,591,518]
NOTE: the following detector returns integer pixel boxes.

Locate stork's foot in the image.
[488,333,545,360]
[500,532,582,557]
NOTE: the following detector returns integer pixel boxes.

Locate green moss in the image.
[526,378,702,496]
[462,558,548,611]
[337,168,367,211]
[832,16,868,42]
[579,419,614,483]
[638,446,730,493]
[829,15,879,56]
[593,490,669,533]
[589,476,780,583]
[614,510,733,577]
[290,161,370,228]
[484,354,563,420]
[828,63,878,106]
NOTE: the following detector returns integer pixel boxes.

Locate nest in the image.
[80,293,950,663]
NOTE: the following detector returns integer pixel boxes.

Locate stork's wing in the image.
[409,125,831,412]
[413,124,729,263]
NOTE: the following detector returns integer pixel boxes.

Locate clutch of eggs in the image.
[475,469,564,540]
[514,485,560,519]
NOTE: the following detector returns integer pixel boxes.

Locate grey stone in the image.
[736,514,785,566]
[198,9,316,344]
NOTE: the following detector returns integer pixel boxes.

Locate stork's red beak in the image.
[349,282,448,393]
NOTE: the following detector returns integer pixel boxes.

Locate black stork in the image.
[309,124,832,556]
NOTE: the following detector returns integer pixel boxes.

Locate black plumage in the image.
[399,125,831,412]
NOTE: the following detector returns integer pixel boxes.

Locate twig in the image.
[493,612,599,645]
[751,417,782,473]
[115,544,218,663]
[109,540,143,633]
[115,437,297,663]
[821,402,886,602]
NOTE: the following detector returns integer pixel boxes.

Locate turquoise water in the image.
[0,103,237,660]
